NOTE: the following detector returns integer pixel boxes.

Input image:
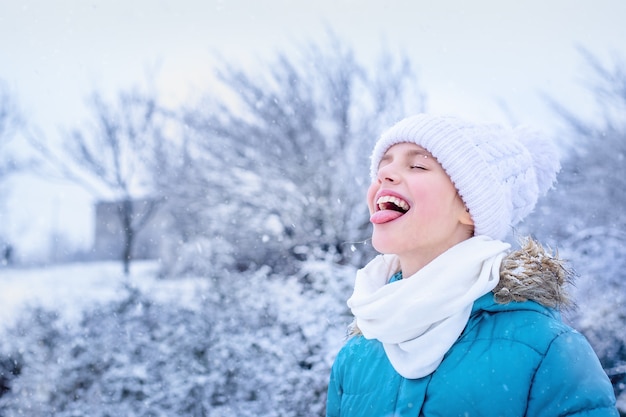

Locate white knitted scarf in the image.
[347,236,510,379]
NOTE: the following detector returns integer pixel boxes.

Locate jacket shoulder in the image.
[468,297,571,353]
[429,299,618,416]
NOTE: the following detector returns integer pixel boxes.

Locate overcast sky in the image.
[1,0,625,259]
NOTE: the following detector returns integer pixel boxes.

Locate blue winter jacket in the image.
[327,289,618,416]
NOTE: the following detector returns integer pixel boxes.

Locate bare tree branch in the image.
[28,86,169,274]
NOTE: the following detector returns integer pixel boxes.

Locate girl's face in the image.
[367,142,474,276]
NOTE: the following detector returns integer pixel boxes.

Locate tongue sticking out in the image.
[370,209,405,224]
[370,197,410,224]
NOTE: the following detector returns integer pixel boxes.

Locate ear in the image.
[459,205,474,227]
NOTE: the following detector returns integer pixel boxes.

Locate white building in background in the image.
[92,198,165,261]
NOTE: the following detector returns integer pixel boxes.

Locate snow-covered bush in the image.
[522,49,626,410]
[559,228,626,410]
[0,260,354,416]
[152,35,422,276]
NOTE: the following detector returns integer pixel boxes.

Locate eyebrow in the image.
[406,148,430,157]
[381,147,431,162]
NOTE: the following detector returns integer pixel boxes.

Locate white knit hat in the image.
[370,114,560,240]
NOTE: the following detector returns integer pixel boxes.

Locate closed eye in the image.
[410,165,427,170]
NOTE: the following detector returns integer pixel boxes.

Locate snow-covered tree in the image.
[158,34,425,275]
[0,82,23,263]
[525,48,626,405]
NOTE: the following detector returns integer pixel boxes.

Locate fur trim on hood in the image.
[348,237,575,338]
[494,237,574,309]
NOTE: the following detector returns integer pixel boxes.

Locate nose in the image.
[376,162,399,184]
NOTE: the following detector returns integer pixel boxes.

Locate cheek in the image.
[414,182,459,216]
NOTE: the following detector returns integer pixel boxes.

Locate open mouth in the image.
[370,194,410,224]
[376,195,410,214]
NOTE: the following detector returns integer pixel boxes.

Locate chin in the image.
[370,235,397,255]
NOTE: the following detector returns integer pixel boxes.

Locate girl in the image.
[326,114,618,416]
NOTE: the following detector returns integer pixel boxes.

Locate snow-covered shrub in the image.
[152,35,422,276]
[558,228,626,409]
[520,50,626,410]
[0,345,21,400]
[0,260,354,416]
[0,308,66,415]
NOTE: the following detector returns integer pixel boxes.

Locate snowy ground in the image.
[0,260,208,333]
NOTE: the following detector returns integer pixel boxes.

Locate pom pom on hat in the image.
[370,114,560,240]
[512,125,561,198]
